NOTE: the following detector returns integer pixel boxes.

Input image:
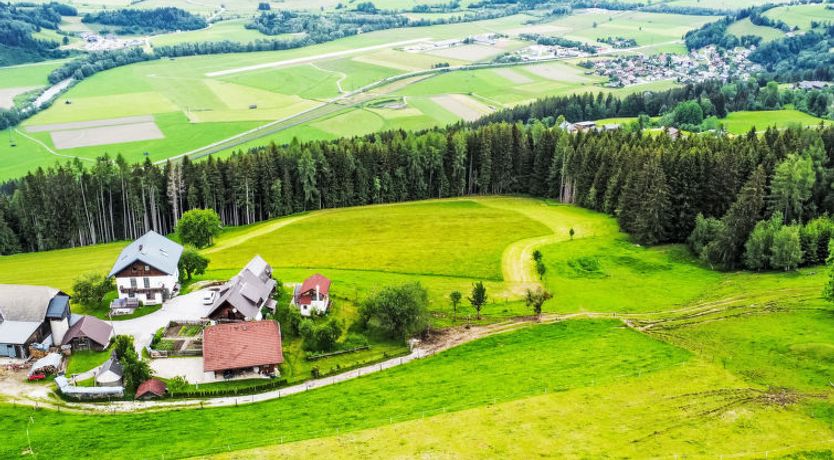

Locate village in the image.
[0,231,336,401]
[586,45,763,88]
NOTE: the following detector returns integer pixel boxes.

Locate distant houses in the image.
[108,230,183,306]
[202,320,283,380]
[292,273,331,317]
[0,285,72,358]
[207,255,277,322]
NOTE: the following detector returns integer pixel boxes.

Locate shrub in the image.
[72,272,114,308]
[359,282,429,339]
[176,209,221,248]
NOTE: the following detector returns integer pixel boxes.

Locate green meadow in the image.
[727,18,785,42]
[1,196,833,457]
[0,9,722,181]
[764,3,834,30]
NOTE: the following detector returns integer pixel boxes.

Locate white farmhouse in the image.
[108,231,183,306]
[291,273,331,317]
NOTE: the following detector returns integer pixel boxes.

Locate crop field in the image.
[1,196,834,457]
[722,110,829,134]
[727,18,785,42]
[0,9,721,181]
[540,9,720,50]
[764,3,834,30]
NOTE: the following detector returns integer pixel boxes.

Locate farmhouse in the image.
[108,230,183,306]
[62,315,114,352]
[0,285,72,358]
[202,320,283,379]
[207,255,277,322]
[292,274,332,317]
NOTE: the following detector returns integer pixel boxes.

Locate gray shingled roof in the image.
[108,230,184,278]
[208,256,276,319]
[0,284,62,322]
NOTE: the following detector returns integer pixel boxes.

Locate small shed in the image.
[135,379,167,400]
[63,315,114,351]
[95,353,123,387]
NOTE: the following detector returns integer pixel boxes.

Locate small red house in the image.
[291,274,331,317]
[135,379,167,400]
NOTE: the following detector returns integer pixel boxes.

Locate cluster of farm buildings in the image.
[590,45,762,87]
[79,32,145,51]
[0,231,331,400]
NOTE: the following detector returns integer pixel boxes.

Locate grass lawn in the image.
[727,18,785,42]
[0,59,68,89]
[66,348,111,375]
[722,110,829,134]
[0,319,695,458]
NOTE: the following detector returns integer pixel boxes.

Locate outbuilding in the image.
[135,379,167,400]
[95,353,124,387]
[0,285,72,358]
[62,315,114,351]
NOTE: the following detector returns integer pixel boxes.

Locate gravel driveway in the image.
[110,291,211,353]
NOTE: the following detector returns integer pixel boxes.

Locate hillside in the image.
[0,196,832,458]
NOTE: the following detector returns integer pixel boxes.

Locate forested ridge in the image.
[1,84,833,275]
[82,7,207,35]
[0,2,74,66]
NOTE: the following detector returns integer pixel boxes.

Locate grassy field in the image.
[0,10,718,181]
[0,60,67,89]
[1,195,834,457]
[722,110,829,134]
[764,3,834,30]
[727,18,785,42]
[65,348,111,375]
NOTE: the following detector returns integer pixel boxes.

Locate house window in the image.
[130,278,137,289]
[143,277,150,289]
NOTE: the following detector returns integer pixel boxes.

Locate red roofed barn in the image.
[203,320,283,379]
[291,274,331,317]
[135,379,167,400]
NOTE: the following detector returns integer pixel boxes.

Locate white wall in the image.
[50,317,69,346]
[115,275,178,305]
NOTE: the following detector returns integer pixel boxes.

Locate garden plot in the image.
[431,94,494,121]
[27,115,165,149]
[0,86,37,109]
[493,68,533,84]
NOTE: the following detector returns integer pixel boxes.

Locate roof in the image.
[0,321,42,344]
[62,315,114,348]
[46,294,70,320]
[299,274,331,297]
[203,321,283,372]
[97,353,123,380]
[0,284,63,322]
[207,257,276,319]
[108,230,183,278]
[243,255,271,283]
[135,379,167,399]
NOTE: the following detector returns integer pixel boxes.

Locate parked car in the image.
[28,373,46,381]
[202,290,217,306]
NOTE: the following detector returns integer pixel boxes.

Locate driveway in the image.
[150,357,209,383]
[110,290,211,354]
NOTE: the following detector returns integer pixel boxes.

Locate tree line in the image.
[81,7,207,35]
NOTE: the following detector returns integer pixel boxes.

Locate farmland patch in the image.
[493,68,532,84]
[430,94,494,121]
[525,62,594,82]
[49,120,164,149]
[0,86,38,109]
[425,44,504,62]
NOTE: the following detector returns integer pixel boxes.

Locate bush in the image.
[72,273,114,308]
[178,246,209,280]
[359,282,429,339]
[299,318,342,352]
[176,209,221,248]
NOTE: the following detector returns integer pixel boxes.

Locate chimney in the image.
[138,244,144,253]
[316,284,320,301]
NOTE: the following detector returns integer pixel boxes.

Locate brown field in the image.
[431,94,494,121]
[0,86,38,109]
[425,44,505,62]
[50,121,164,149]
[26,115,157,133]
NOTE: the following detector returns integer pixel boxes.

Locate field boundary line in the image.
[205,38,432,77]
[13,128,94,162]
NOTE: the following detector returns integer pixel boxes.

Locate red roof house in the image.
[292,274,331,317]
[203,321,283,378]
[135,379,167,400]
